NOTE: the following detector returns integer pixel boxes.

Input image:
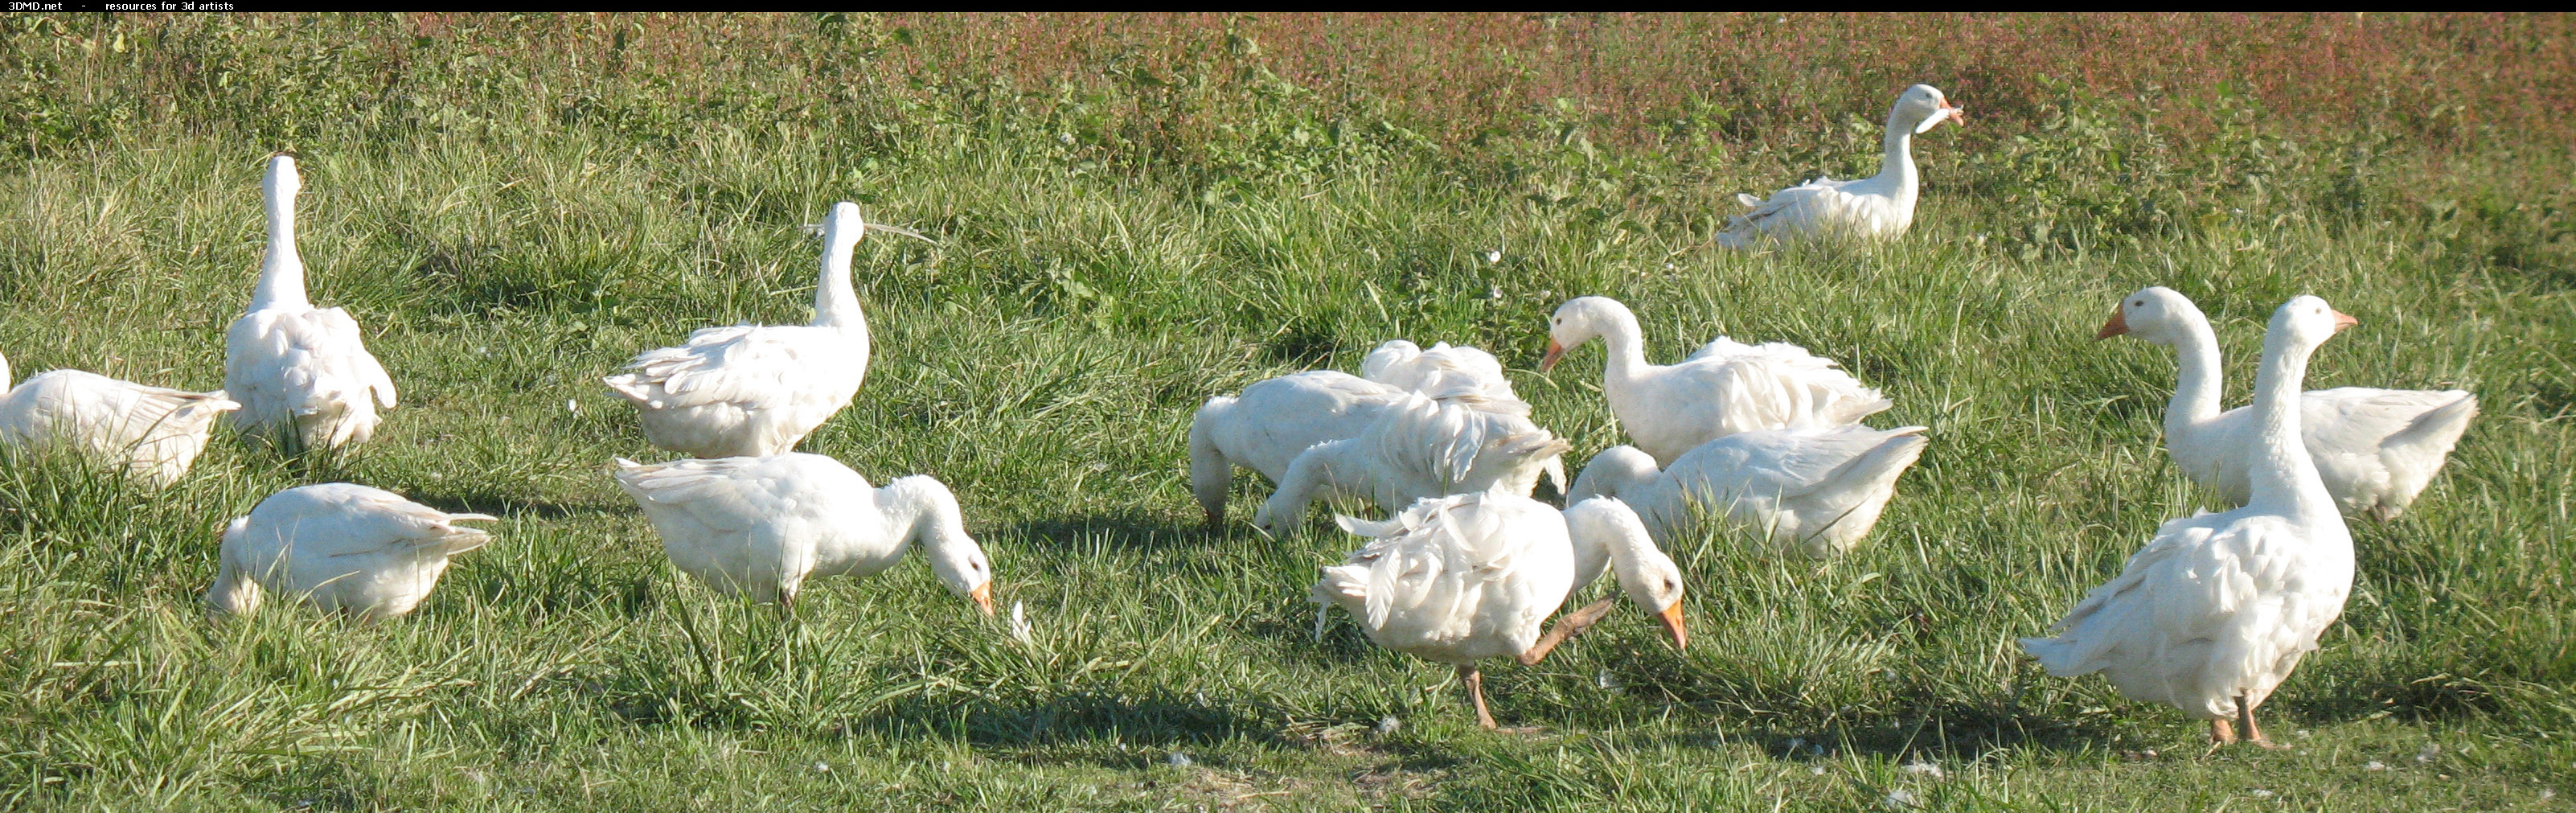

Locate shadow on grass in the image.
[1003,511,1221,555]
[400,488,628,520]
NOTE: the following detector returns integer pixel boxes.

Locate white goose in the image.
[2101,286,2477,519]
[604,202,924,458]
[612,454,994,612]
[1541,296,1890,466]
[1313,489,1688,729]
[2022,296,2359,748]
[1361,339,1524,409]
[1717,84,1964,248]
[206,483,498,620]
[224,154,398,452]
[1253,392,1571,536]
[1569,424,1928,559]
[0,349,239,487]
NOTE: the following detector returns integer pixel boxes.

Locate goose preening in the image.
[1541,296,1889,466]
[1252,392,1572,537]
[2101,286,2477,520]
[2023,296,2359,748]
[224,154,398,453]
[0,350,239,487]
[612,454,994,612]
[1569,424,1929,559]
[206,483,498,620]
[1312,489,1688,729]
[1717,84,1964,248]
[603,202,927,458]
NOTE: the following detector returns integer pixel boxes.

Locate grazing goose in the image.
[1253,392,1571,536]
[1717,84,1964,248]
[612,454,994,612]
[603,202,925,458]
[1313,489,1688,729]
[206,483,498,620]
[1569,424,1928,559]
[2101,286,2476,519]
[1542,296,1889,466]
[2023,296,2358,748]
[224,154,398,452]
[0,349,238,487]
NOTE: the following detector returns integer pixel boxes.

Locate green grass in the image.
[3,13,2574,812]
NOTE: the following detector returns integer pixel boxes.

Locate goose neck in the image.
[811,227,865,331]
[1594,310,1651,386]
[251,198,309,309]
[1877,118,1921,200]
[2164,310,2227,432]
[2246,331,2328,514]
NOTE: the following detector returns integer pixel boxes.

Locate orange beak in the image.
[1945,102,1967,128]
[2331,310,2359,333]
[2096,310,2129,339]
[1657,602,1688,651]
[1540,339,1567,372]
[970,582,995,616]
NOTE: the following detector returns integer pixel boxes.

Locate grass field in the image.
[3,13,2574,811]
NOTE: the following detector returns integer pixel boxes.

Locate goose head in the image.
[263,153,301,207]
[2270,294,2358,350]
[2096,285,2209,345]
[887,476,996,615]
[1540,296,1637,372]
[1565,498,1688,650]
[1893,84,1965,134]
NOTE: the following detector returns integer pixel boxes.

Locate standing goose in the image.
[612,454,994,612]
[1568,424,1928,559]
[603,203,923,458]
[1542,296,1889,466]
[0,349,239,487]
[207,483,498,621]
[2100,286,2476,519]
[224,154,398,452]
[1313,489,1688,729]
[1717,84,1964,248]
[2022,296,2359,748]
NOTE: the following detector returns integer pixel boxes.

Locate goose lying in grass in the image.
[0,349,238,487]
[603,203,927,458]
[613,454,993,612]
[1569,424,1928,558]
[1542,296,1889,466]
[2024,296,2359,748]
[1253,392,1572,537]
[1315,488,1685,729]
[1717,84,1964,248]
[2102,286,2476,519]
[207,483,498,620]
[224,154,397,453]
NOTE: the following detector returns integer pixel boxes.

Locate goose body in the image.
[205,483,498,620]
[612,454,994,611]
[1253,392,1571,536]
[2102,286,2476,519]
[1718,84,1963,248]
[1543,296,1889,466]
[0,352,238,487]
[224,155,397,452]
[2024,296,2360,746]
[1569,424,1927,558]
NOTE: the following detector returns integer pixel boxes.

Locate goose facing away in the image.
[1541,296,1890,467]
[1569,424,1928,558]
[224,154,398,453]
[0,350,239,487]
[2023,296,2359,747]
[1253,392,1571,536]
[206,483,498,620]
[612,454,993,612]
[2101,286,2476,519]
[1717,84,1963,248]
[1312,489,1687,729]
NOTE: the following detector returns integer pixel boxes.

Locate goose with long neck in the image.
[613,453,995,612]
[2024,295,2360,748]
[604,202,928,458]
[1540,295,1890,467]
[1717,84,1964,248]
[224,154,399,453]
[2102,286,2477,519]
[0,348,240,487]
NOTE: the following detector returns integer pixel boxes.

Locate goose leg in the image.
[2238,695,2287,749]
[1460,665,1497,730]
[2209,718,2237,746]
[1516,598,1618,667]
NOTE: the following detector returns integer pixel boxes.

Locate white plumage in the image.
[2102,286,2476,519]
[1542,296,1889,466]
[0,351,238,487]
[611,454,994,612]
[1360,339,1525,412]
[205,483,498,620]
[1253,392,1570,536]
[1717,84,1963,248]
[224,154,398,452]
[1569,424,1929,559]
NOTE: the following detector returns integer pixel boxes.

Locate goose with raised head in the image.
[2023,295,2360,748]
[206,483,498,620]
[1313,489,1688,729]
[613,454,994,612]
[1253,392,1571,536]
[1569,423,1928,559]
[0,349,239,487]
[1541,296,1890,466]
[2101,286,2476,519]
[224,154,398,453]
[1717,84,1964,248]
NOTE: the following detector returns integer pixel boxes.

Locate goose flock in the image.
[0,85,2484,741]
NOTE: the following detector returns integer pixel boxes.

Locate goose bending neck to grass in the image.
[0,349,239,487]
[1718,84,1963,248]
[1569,424,1928,558]
[1542,296,1889,466]
[2023,295,2359,748]
[613,454,994,613]
[1253,392,1571,537]
[224,154,397,453]
[207,483,498,620]
[2101,286,2476,519]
